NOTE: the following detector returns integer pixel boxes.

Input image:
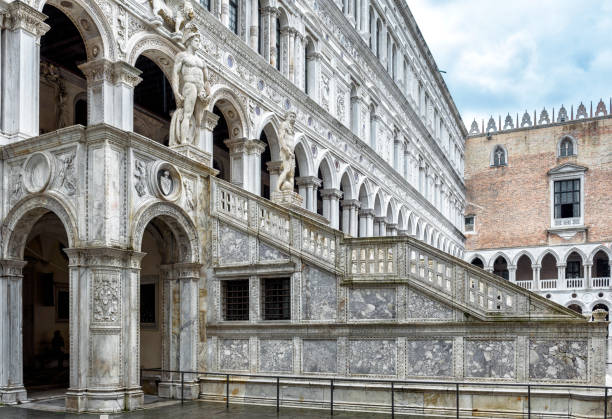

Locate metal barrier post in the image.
[456,383,459,419]
[181,372,184,405]
[605,387,608,419]
[276,376,280,412]
[226,374,230,408]
[330,378,334,416]
[391,381,394,419]
[527,384,531,419]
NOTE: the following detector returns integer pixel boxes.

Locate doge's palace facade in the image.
[0,0,606,416]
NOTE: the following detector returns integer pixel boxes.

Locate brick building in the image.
[464,103,612,317]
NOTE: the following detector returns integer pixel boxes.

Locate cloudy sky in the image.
[408,0,612,130]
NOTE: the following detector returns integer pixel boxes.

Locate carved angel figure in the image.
[149,0,194,34]
[276,111,296,193]
[169,26,211,146]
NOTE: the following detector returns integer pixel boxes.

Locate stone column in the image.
[295,176,320,212]
[557,263,566,289]
[0,260,28,404]
[224,137,249,189]
[266,160,282,197]
[320,188,342,229]
[79,59,116,127]
[508,265,517,283]
[269,11,279,68]
[532,264,541,291]
[249,0,258,50]
[387,223,397,236]
[112,62,142,132]
[585,263,592,288]
[306,51,321,101]
[369,9,376,53]
[288,29,296,83]
[220,0,229,26]
[246,139,266,194]
[340,200,351,234]
[260,7,273,62]
[359,208,374,237]
[1,1,49,143]
[374,216,386,236]
[202,110,220,156]
[349,200,360,237]
[381,23,388,67]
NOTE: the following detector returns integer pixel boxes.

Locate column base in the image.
[0,385,27,404]
[170,143,212,167]
[271,190,304,208]
[158,380,200,400]
[65,388,143,413]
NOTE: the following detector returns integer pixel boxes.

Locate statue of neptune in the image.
[276,111,297,192]
[169,26,211,146]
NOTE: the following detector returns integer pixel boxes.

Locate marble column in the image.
[306,51,321,101]
[585,263,593,288]
[0,260,28,404]
[386,223,397,236]
[320,188,343,229]
[269,12,279,68]
[374,216,386,236]
[1,1,49,143]
[220,0,229,26]
[508,265,517,283]
[79,59,116,127]
[358,208,374,237]
[224,137,249,189]
[296,176,321,212]
[341,200,351,234]
[266,160,282,197]
[249,0,258,50]
[532,264,541,291]
[557,263,566,289]
[260,7,273,63]
[112,62,142,132]
[288,29,296,83]
[202,111,220,156]
[246,139,266,194]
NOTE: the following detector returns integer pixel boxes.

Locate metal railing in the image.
[140,368,611,419]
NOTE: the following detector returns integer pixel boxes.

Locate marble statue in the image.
[150,0,194,34]
[276,111,296,192]
[169,25,211,146]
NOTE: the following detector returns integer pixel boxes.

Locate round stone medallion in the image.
[150,161,182,201]
[23,152,52,193]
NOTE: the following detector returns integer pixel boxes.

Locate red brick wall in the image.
[465,117,612,251]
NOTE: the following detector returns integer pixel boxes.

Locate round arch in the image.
[316,153,337,189]
[127,33,180,76]
[2,194,78,259]
[294,134,314,177]
[208,86,250,141]
[338,166,356,200]
[131,201,201,264]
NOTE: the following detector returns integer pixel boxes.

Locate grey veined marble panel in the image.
[465,340,515,379]
[407,289,453,320]
[218,223,248,264]
[349,339,397,375]
[303,340,337,373]
[219,339,249,371]
[406,339,453,377]
[349,288,396,320]
[259,241,287,261]
[529,339,587,381]
[259,339,293,372]
[302,264,337,321]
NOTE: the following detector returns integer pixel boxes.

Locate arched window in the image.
[592,303,609,321]
[228,0,238,34]
[559,137,576,157]
[567,304,582,314]
[492,145,506,167]
[471,257,484,269]
[74,99,87,126]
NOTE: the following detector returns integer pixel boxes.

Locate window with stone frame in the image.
[554,179,580,219]
[492,146,506,167]
[565,261,581,279]
[228,0,239,34]
[262,277,291,320]
[222,279,249,321]
[464,215,475,232]
[559,137,575,157]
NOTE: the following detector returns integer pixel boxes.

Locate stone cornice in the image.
[6,1,49,37]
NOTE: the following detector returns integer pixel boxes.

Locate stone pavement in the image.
[0,401,420,418]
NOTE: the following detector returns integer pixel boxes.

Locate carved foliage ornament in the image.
[93,273,120,323]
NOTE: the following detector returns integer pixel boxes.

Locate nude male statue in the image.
[169,26,211,146]
[276,111,297,192]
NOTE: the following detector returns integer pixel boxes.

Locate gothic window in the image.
[228,0,238,34]
[559,137,575,157]
[492,146,506,166]
[200,0,210,11]
[464,215,475,232]
[222,279,249,321]
[554,179,580,219]
[262,277,291,320]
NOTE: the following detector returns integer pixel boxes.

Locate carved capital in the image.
[6,1,49,37]
[359,208,375,217]
[203,110,220,131]
[78,58,114,84]
[224,137,248,154]
[320,188,343,199]
[295,175,322,188]
[113,61,143,87]
[246,139,266,155]
[340,199,361,209]
[0,259,27,278]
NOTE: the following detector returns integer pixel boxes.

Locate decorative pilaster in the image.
[111,61,142,132]
[78,59,115,126]
[1,1,49,142]
[0,259,28,404]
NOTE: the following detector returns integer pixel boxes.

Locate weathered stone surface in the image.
[303,340,337,373]
[259,339,293,372]
[465,340,515,379]
[349,339,396,375]
[302,265,337,321]
[259,241,287,261]
[219,339,249,371]
[407,289,453,319]
[406,339,453,377]
[218,223,248,264]
[349,288,396,320]
[529,339,587,381]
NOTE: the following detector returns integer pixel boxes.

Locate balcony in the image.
[513,277,611,291]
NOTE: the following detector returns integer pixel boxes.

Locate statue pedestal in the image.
[271,190,303,208]
[170,144,212,167]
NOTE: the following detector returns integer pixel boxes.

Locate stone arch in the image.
[208,86,250,141]
[563,247,588,264]
[294,134,314,177]
[557,134,578,157]
[127,33,180,78]
[357,179,374,210]
[513,250,536,266]
[415,219,423,240]
[373,190,384,217]
[386,198,398,225]
[588,245,612,265]
[565,300,586,314]
[39,0,114,61]
[339,166,356,200]
[490,144,508,167]
[535,249,559,265]
[470,253,486,266]
[488,251,510,270]
[316,153,337,189]
[2,194,78,259]
[397,207,407,232]
[423,224,430,244]
[131,201,200,264]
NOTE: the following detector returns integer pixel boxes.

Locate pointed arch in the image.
[589,245,612,264]
[512,250,536,266]
[563,247,588,264]
[339,165,356,200]
[357,179,374,210]
[386,198,398,224]
[294,134,314,177]
[315,152,337,189]
[487,251,510,270]
[535,249,559,265]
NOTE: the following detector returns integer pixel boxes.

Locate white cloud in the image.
[407,0,611,128]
